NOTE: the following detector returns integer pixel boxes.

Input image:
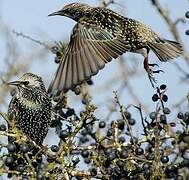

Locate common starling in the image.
[8,73,52,145]
[48,2,183,93]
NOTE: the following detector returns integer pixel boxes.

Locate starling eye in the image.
[22,81,29,86]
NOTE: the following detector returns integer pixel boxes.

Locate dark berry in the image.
[149,112,156,120]
[7,143,17,153]
[72,156,80,165]
[51,145,59,152]
[107,152,116,161]
[0,124,6,131]
[116,160,124,168]
[186,11,189,18]
[143,163,150,170]
[32,160,38,168]
[5,156,14,166]
[81,150,89,158]
[117,120,125,130]
[82,98,88,105]
[7,173,12,179]
[163,107,171,114]
[160,114,167,124]
[185,29,189,35]
[99,121,106,128]
[165,165,177,178]
[128,118,135,125]
[84,158,91,164]
[119,136,125,143]
[162,95,168,102]
[86,79,93,85]
[20,144,30,153]
[54,56,60,64]
[152,94,159,102]
[81,129,87,136]
[66,108,75,117]
[105,148,114,155]
[177,112,184,119]
[59,130,69,139]
[144,168,151,177]
[73,87,81,95]
[124,111,131,119]
[185,111,189,118]
[79,136,89,143]
[160,84,167,90]
[16,164,25,172]
[161,155,169,163]
[135,147,144,155]
[120,149,128,158]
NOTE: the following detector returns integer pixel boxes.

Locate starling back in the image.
[48,2,183,93]
[8,73,52,145]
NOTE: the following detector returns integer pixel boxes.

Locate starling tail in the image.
[147,39,182,62]
[8,73,52,145]
[48,3,183,93]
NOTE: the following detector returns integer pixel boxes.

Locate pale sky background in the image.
[0,0,189,144]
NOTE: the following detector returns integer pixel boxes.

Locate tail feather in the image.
[148,39,183,62]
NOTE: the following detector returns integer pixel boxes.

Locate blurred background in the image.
[0,0,188,144]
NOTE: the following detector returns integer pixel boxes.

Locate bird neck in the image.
[16,88,48,110]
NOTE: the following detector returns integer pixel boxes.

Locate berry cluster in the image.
[0,83,189,179]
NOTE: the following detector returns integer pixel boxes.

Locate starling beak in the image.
[8,73,52,145]
[48,10,63,17]
[48,3,183,93]
[8,81,21,86]
[8,80,29,86]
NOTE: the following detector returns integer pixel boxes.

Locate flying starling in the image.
[8,73,52,145]
[48,2,183,93]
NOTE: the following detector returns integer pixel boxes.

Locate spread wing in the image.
[48,22,131,94]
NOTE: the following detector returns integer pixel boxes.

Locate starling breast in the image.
[8,73,52,145]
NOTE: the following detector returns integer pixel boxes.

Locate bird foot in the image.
[152,70,164,74]
[143,58,164,88]
[148,63,159,68]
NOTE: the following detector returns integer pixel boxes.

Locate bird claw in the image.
[143,57,164,88]
[148,63,159,68]
[152,69,164,74]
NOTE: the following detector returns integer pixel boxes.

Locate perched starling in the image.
[8,73,52,145]
[48,3,183,93]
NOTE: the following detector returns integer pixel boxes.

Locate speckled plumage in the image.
[8,73,52,145]
[48,2,183,93]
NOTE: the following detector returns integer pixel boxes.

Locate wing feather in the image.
[48,23,131,93]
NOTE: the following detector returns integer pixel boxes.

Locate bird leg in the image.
[143,56,164,88]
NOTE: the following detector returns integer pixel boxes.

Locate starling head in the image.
[8,73,48,108]
[48,2,91,21]
[8,73,46,92]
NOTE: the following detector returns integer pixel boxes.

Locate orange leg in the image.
[143,56,164,88]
